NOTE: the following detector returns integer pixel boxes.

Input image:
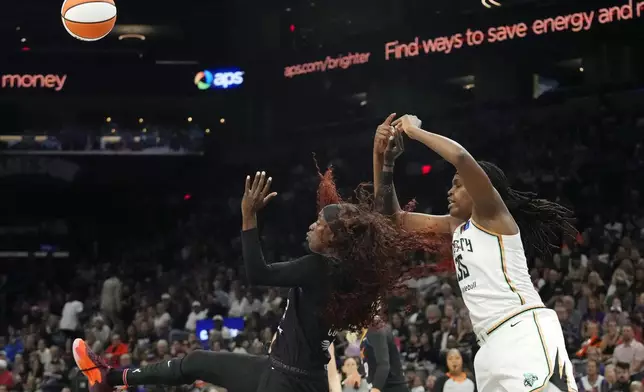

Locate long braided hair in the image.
[478,161,577,256]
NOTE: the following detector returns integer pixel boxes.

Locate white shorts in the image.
[474,308,577,392]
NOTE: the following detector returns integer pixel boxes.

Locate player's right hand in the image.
[392,114,422,139]
[384,126,404,165]
[374,113,396,156]
[241,171,277,216]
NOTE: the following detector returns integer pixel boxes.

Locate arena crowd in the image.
[2,91,644,392]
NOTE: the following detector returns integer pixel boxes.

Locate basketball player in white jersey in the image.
[373,114,577,391]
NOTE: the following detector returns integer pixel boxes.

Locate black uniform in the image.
[360,326,409,392]
[242,227,337,391]
[110,228,335,392]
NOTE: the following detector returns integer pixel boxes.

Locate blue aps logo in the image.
[194,69,244,90]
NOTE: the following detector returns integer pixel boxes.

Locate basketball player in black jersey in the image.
[72,170,447,392]
[360,324,408,392]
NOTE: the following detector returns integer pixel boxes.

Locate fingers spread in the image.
[260,175,272,198]
[255,171,267,196]
[263,192,278,204]
[250,171,261,193]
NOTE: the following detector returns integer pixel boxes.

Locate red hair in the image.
[315,165,452,330]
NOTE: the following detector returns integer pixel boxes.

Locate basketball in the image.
[61,0,117,41]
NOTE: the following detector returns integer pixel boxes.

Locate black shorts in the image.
[185,351,328,392]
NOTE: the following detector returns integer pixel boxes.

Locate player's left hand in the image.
[241,171,278,216]
[392,114,422,139]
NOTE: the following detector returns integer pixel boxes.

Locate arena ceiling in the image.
[0,0,597,65]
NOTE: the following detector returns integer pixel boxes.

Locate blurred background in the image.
[1,0,644,390]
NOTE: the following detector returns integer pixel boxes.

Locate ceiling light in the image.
[118,34,146,41]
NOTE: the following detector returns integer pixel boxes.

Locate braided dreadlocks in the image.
[477,161,577,256]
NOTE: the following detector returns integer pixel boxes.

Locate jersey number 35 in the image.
[455,254,470,282]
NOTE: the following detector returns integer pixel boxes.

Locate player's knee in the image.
[181,349,210,377]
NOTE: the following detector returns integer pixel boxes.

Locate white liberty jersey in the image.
[452,219,544,334]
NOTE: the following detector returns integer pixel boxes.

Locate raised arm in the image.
[373,113,402,214]
[327,343,342,392]
[394,114,507,221]
[241,171,325,287]
[374,115,459,234]
[241,228,324,287]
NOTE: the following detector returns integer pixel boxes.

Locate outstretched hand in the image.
[241,171,278,217]
[374,113,397,156]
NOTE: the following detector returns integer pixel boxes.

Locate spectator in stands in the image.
[37,338,51,366]
[432,317,453,359]
[578,359,608,392]
[613,324,644,374]
[556,302,580,356]
[605,363,618,390]
[184,301,208,332]
[433,349,475,392]
[0,360,12,389]
[104,334,129,368]
[602,319,622,362]
[260,288,282,316]
[607,275,634,314]
[584,296,605,325]
[91,315,110,346]
[612,361,632,391]
[209,315,231,340]
[153,303,172,337]
[100,268,122,328]
[341,357,369,392]
[540,270,563,304]
[59,293,84,341]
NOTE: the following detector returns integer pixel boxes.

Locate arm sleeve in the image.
[376,170,401,216]
[368,329,391,390]
[241,228,324,287]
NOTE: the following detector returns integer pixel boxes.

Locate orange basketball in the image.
[61,0,117,41]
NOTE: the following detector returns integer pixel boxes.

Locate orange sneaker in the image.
[72,339,113,392]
